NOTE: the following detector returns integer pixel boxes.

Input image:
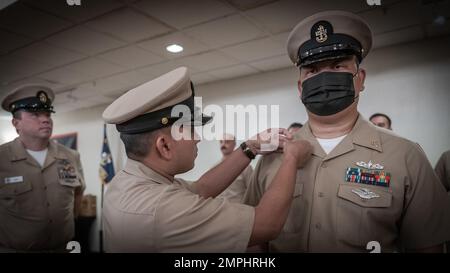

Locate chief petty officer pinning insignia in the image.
[345,160,391,187]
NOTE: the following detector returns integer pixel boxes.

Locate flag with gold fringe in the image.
[99,124,115,184]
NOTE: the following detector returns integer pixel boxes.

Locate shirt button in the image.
[318,192,324,197]
[321,162,327,168]
[315,223,321,230]
[47,202,50,207]
[49,219,53,223]
[43,186,47,190]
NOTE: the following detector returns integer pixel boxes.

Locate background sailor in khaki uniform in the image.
[102,67,312,252]
[0,85,85,252]
[244,10,450,253]
[217,133,253,203]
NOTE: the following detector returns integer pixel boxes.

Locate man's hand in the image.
[283,139,312,168]
[246,128,292,155]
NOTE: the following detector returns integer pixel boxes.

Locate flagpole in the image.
[99,123,115,253]
[99,181,104,253]
[99,124,105,253]
[99,123,106,253]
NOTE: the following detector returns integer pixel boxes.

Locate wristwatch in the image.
[240,141,256,160]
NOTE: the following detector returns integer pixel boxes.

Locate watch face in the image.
[240,142,255,159]
[245,149,256,160]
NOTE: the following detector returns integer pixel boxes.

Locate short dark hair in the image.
[120,131,156,161]
[288,122,303,130]
[369,113,392,128]
[12,110,23,119]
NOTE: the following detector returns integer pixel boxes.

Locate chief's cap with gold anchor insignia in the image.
[1,85,55,113]
[287,10,373,67]
[103,66,212,134]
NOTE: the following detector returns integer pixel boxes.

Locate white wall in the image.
[1,35,449,251]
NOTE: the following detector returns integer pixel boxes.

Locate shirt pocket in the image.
[53,176,80,216]
[0,176,33,213]
[283,183,305,233]
[57,173,81,203]
[336,183,393,249]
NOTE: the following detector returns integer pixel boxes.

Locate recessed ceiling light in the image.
[166,44,183,53]
[433,15,446,26]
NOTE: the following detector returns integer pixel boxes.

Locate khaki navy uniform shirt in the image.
[435,150,450,192]
[218,165,253,203]
[0,138,85,251]
[103,159,255,253]
[244,115,450,252]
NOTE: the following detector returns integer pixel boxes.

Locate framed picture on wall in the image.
[51,132,78,151]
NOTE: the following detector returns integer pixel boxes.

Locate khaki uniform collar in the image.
[10,138,69,169]
[295,114,383,161]
[124,158,173,185]
[43,140,69,169]
[9,137,29,161]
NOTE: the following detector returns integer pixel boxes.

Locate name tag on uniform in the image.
[4,176,24,184]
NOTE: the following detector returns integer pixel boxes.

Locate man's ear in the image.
[12,117,19,128]
[297,80,303,97]
[357,68,366,92]
[155,134,172,161]
[12,118,21,134]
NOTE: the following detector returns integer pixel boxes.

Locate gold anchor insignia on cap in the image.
[356,160,384,170]
[38,91,47,103]
[161,117,169,125]
[315,25,328,43]
[352,188,380,200]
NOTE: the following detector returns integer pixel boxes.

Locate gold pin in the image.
[315,25,328,43]
[38,92,47,103]
[161,117,169,125]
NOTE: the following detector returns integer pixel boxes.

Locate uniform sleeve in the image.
[176,178,198,194]
[400,144,450,250]
[154,186,255,252]
[434,151,450,192]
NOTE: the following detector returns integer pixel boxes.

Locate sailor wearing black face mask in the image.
[301,70,359,116]
[243,10,450,253]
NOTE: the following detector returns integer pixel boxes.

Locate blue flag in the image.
[99,124,115,184]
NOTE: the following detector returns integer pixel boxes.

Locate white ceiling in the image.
[0,0,449,114]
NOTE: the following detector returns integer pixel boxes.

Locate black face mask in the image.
[301,72,357,116]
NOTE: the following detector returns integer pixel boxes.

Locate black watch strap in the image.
[240,142,256,160]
